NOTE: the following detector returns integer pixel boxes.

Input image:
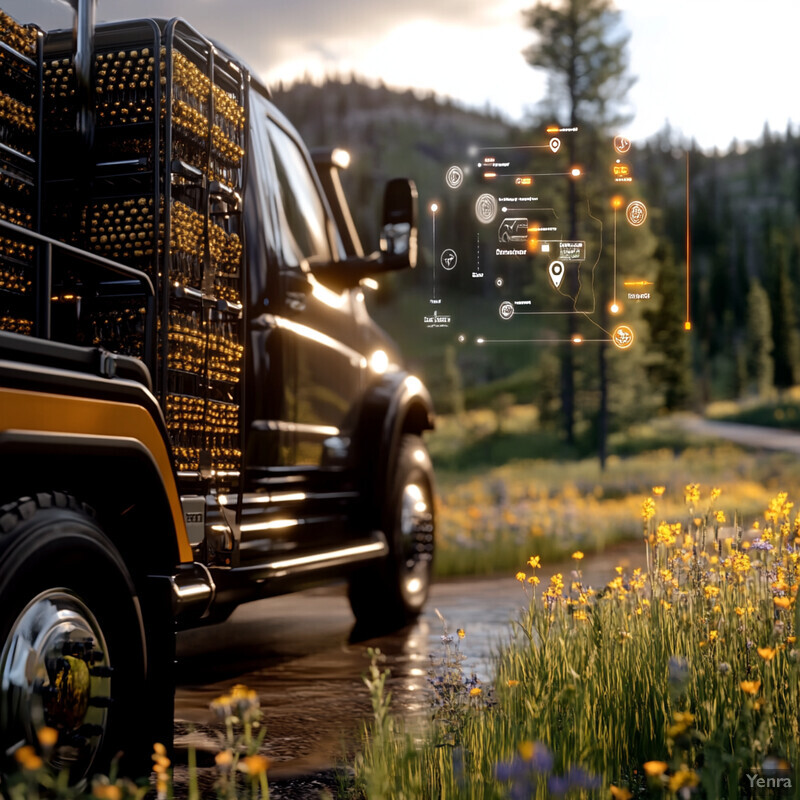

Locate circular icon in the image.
[475,193,498,224]
[445,165,463,189]
[457,334,466,343]
[440,248,457,270]
[614,135,632,154]
[626,200,647,227]
[499,301,515,320]
[612,325,635,350]
[495,277,504,288]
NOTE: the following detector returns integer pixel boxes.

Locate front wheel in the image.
[349,435,435,630]
[0,493,151,782]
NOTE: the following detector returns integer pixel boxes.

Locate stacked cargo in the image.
[0,10,40,338]
[0,9,248,480]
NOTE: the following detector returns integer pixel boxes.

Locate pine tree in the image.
[523,0,633,463]
[745,279,773,396]
[645,242,692,410]
[523,0,635,451]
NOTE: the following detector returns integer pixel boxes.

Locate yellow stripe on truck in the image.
[0,386,192,562]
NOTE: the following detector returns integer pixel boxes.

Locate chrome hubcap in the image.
[0,589,112,775]
[399,482,434,599]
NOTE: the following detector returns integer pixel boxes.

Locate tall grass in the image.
[352,487,800,798]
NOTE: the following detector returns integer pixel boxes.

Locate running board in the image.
[231,535,388,581]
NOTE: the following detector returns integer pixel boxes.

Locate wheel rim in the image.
[0,589,112,776]
[399,480,434,603]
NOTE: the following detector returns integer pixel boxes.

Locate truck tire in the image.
[0,493,156,782]
[349,435,435,631]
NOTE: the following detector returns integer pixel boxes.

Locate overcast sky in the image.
[5,0,798,152]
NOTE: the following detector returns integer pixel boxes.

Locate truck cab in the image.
[0,3,435,781]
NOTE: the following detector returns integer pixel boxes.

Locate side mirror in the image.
[380,179,418,269]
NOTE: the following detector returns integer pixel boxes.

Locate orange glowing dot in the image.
[546,126,559,133]
[484,172,497,179]
[572,335,583,344]
[571,167,582,177]
[528,239,538,250]
[610,302,620,314]
[684,321,692,331]
[611,196,623,209]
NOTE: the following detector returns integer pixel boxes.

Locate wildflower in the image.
[718,662,731,674]
[36,727,58,748]
[572,550,584,560]
[669,767,699,791]
[715,510,726,523]
[92,783,122,800]
[735,606,745,617]
[527,555,541,569]
[527,575,540,586]
[457,628,465,639]
[611,786,633,800]
[469,687,482,697]
[239,754,270,775]
[215,750,234,770]
[740,680,761,695]
[703,585,720,599]
[731,552,751,574]
[507,679,519,688]
[652,486,666,496]
[643,761,668,777]
[789,636,797,644]
[774,596,792,609]
[518,741,553,772]
[656,521,678,546]
[14,746,42,771]
[684,483,700,507]
[515,571,526,582]
[757,646,777,661]
[709,630,718,641]
[642,497,656,522]
[710,487,721,501]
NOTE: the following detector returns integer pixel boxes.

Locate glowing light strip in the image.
[267,542,385,570]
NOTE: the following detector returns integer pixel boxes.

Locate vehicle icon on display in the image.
[498,217,529,243]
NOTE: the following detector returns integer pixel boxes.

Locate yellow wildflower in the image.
[669,767,699,791]
[788,636,797,644]
[92,784,122,800]
[740,680,761,695]
[36,727,58,748]
[457,628,465,639]
[215,750,234,769]
[703,585,720,598]
[506,679,519,688]
[652,486,666,496]
[685,483,700,506]
[14,746,42,771]
[715,510,726,523]
[757,646,776,661]
[709,630,718,641]
[611,787,633,800]
[240,754,270,776]
[572,550,584,560]
[469,687,482,696]
[527,555,541,569]
[710,487,721,501]
[774,596,792,609]
[643,761,668,777]
[515,571,526,582]
[527,575,540,586]
[642,497,656,523]
[734,606,745,617]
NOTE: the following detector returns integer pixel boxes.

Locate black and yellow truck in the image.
[0,0,435,779]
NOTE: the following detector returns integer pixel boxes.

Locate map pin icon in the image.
[549,260,565,289]
[549,137,561,154]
